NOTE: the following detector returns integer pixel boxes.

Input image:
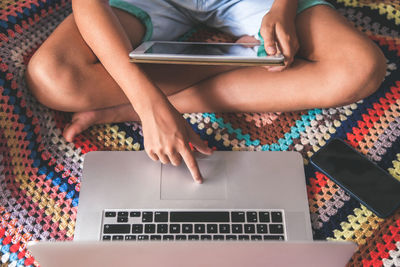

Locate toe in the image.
[63,113,94,142]
[63,123,76,142]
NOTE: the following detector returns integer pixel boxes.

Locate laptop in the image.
[73,151,313,241]
[29,151,357,266]
[28,240,357,267]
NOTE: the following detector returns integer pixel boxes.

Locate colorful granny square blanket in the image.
[0,0,400,266]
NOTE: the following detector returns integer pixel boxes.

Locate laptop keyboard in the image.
[101,210,286,241]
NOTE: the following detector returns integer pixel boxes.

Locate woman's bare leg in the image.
[26,8,237,111]
[26,6,386,141]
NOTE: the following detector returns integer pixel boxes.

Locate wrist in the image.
[132,89,170,118]
[117,65,168,116]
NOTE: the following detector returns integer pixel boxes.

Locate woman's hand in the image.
[141,98,213,184]
[260,0,299,71]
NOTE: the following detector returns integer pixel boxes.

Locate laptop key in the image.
[151,235,162,240]
[176,235,187,240]
[244,224,255,234]
[182,224,193,233]
[125,235,136,241]
[132,224,143,234]
[194,224,205,233]
[257,224,268,234]
[259,212,270,223]
[251,235,262,241]
[117,212,128,217]
[269,224,284,234]
[188,235,200,240]
[104,224,130,234]
[238,235,250,240]
[231,212,245,222]
[157,224,168,234]
[117,217,128,223]
[163,235,174,241]
[112,235,124,241]
[232,224,243,234]
[105,212,116,218]
[246,212,257,222]
[226,235,237,240]
[170,224,180,233]
[264,235,285,241]
[102,235,111,241]
[145,224,156,234]
[207,224,218,234]
[219,224,230,234]
[155,212,168,222]
[201,235,212,240]
[130,211,140,217]
[271,212,283,223]
[142,212,153,222]
[138,235,149,241]
[213,235,224,240]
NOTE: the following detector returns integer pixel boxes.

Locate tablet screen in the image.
[146,42,261,57]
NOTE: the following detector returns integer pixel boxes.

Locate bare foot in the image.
[63,104,140,142]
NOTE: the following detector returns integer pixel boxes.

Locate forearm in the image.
[71,0,166,115]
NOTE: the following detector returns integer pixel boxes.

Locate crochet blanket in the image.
[0,0,399,266]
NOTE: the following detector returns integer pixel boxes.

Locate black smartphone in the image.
[310,138,400,218]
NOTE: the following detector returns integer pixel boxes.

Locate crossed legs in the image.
[25,5,386,141]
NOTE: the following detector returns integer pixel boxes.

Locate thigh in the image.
[34,6,146,66]
[295,5,380,62]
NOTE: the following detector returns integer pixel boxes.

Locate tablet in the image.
[129,41,284,66]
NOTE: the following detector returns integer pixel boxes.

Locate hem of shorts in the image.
[297,0,335,14]
[109,0,153,42]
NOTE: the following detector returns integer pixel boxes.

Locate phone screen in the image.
[146,42,260,57]
[310,138,400,217]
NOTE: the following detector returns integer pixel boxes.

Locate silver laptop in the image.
[74,151,313,241]
[28,240,357,267]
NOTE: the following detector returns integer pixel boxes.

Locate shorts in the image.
[109,0,334,42]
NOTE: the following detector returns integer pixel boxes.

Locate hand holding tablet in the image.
[129,41,284,66]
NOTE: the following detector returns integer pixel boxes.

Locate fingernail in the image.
[266,46,276,55]
[196,178,203,184]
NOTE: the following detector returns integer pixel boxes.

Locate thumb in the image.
[260,24,277,55]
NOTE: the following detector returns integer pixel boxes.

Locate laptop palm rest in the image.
[160,158,227,200]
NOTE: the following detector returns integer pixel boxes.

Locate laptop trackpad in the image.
[160,158,227,200]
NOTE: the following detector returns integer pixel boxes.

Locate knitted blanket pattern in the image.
[0,0,399,266]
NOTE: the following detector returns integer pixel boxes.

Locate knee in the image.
[347,41,386,101]
[25,48,88,111]
[321,40,386,107]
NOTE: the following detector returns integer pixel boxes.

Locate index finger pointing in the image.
[181,146,203,184]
